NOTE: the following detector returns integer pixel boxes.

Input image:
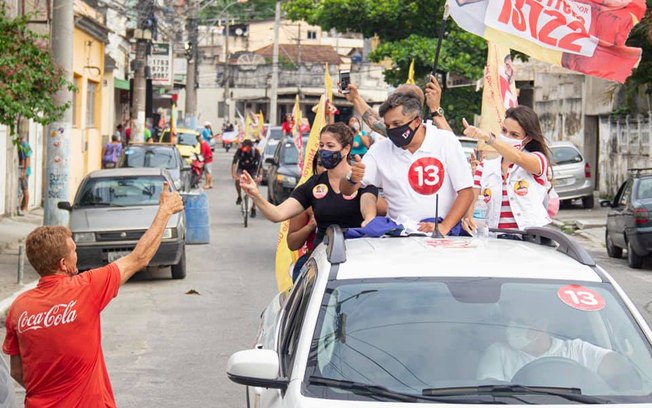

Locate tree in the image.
[621,8,652,113]
[284,0,487,126]
[0,6,74,144]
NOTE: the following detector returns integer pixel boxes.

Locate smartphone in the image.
[476,149,482,161]
[339,70,350,94]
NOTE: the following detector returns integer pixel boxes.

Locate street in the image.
[1,149,651,407]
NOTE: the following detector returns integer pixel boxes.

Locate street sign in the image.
[150,42,172,86]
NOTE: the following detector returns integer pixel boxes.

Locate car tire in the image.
[582,195,594,209]
[627,240,644,269]
[171,246,187,279]
[605,231,622,258]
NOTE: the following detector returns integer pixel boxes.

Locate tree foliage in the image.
[622,7,652,112]
[284,0,486,123]
[0,7,74,143]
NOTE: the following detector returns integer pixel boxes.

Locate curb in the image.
[0,280,38,317]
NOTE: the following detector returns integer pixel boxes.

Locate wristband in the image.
[345,170,357,185]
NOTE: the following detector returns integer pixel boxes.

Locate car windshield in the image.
[552,146,583,165]
[305,278,652,403]
[636,178,652,199]
[76,176,165,207]
[121,147,177,170]
[265,140,279,156]
[282,143,299,165]
[269,128,283,140]
[177,133,198,146]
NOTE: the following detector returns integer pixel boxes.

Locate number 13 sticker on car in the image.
[408,157,445,195]
[557,284,606,312]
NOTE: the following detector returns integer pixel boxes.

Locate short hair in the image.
[25,226,72,276]
[395,84,425,105]
[320,122,354,148]
[111,135,119,142]
[379,92,423,119]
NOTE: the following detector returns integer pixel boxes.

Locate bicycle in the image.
[240,194,250,228]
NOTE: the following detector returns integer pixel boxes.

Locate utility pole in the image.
[131,0,151,144]
[297,23,302,96]
[44,0,73,226]
[269,0,280,126]
[223,13,230,122]
[185,0,199,129]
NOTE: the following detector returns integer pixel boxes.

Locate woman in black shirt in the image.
[239,122,378,245]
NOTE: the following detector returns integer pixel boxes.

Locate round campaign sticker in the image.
[557,284,605,312]
[407,157,445,195]
[312,184,328,199]
[514,179,529,197]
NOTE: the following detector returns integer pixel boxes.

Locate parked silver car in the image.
[550,141,594,208]
[57,168,187,279]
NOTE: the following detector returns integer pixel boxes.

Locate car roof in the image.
[549,141,578,148]
[333,236,601,283]
[87,167,166,178]
[125,143,177,150]
[162,128,199,135]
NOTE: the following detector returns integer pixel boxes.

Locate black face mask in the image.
[386,117,420,148]
[318,149,344,169]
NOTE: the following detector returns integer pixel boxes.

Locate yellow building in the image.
[68,3,109,198]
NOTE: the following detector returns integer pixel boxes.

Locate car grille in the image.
[96,230,146,241]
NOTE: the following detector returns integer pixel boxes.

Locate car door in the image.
[610,180,633,248]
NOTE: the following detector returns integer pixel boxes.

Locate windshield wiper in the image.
[422,384,610,404]
[81,202,125,207]
[309,376,502,403]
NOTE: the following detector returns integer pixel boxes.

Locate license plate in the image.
[107,250,130,263]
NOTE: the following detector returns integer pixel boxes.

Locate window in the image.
[620,180,633,207]
[86,81,98,127]
[551,146,583,166]
[76,176,166,207]
[218,101,225,118]
[307,30,317,40]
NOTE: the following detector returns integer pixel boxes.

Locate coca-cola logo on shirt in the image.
[17,300,78,334]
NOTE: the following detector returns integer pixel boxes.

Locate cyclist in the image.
[232,138,262,218]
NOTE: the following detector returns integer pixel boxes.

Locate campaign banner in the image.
[447,0,646,83]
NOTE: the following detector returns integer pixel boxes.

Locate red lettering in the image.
[558,20,587,53]
[525,0,545,40]
[512,0,527,31]
[539,9,564,47]
[498,0,513,24]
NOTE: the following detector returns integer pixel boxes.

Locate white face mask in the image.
[352,123,360,131]
[499,133,524,150]
[506,322,531,350]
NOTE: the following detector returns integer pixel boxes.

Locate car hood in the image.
[277,164,301,178]
[69,206,180,232]
[177,144,199,157]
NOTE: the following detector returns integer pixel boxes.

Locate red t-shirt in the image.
[281,121,293,135]
[3,264,121,408]
[200,140,213,163]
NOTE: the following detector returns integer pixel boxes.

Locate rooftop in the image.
[254,44,342,66]
[87,167,165,179]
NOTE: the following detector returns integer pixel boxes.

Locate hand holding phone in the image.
[339,70,350,94]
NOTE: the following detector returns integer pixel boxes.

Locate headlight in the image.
[162,228,176,239]
[276,175,297,185]
[73,232,96,243]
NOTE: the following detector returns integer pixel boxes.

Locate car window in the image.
[269,128,283,140]
[122,147,178,170]
[76,176,165,207]
[459,139,477,151]
[304,278,652,402]
[620,180,633,207]
[279,260,317,378]
[281,143,299,166]
[551,146,583,165]
[264,140,279,156]
[177,133,198,146]
[635,178,652,200]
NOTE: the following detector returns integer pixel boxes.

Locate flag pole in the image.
[424,3,450,119]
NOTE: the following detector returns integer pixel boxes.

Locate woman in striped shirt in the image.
[461,106,552,233]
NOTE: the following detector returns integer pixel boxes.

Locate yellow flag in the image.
[324,63,333,102]
[406,59,415,85]
[244,113,254,139]
[257,111,265,133]
[274,95,327,293]
[479,42,518,151]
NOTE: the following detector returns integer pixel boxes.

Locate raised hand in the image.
[349,154,366,184]
[462,118,491,142]
[159,182,184,215]
[425,74,442,112]
[239,170,259,197]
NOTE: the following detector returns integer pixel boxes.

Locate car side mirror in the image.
[57,201,72,212]
[600,200,613,208]
[265,157,276,165]
[226,349,288,390]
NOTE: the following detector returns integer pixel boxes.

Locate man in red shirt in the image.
[281,113,294,136]
[2,183,183,407]
[197,134,213,189]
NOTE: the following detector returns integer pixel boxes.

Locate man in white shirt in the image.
[340,91,474,235]
[477,308,640,392]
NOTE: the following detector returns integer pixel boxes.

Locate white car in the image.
[227,227,652,406]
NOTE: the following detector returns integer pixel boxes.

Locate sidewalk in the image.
[551,204,608,250]
[0,209,43,316]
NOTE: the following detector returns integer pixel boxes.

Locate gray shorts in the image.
[204,161,212,174]
[19,176,28,191]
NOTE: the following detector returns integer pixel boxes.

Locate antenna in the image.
[431,194,444,238]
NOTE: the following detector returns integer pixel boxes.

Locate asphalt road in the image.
[3,148,652,407]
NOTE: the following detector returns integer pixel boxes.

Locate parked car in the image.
[158,128,200,164]
[228,226,652,406]
[117,143,191,192]
[266,136,307,205]
[602,168,652,269]
[57,168,187,279]
[260,126,284,184]
[550,141,594,208]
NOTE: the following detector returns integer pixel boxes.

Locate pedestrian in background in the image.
[197,134,213,189]
[348,116,370,159]
[17,135,31,216]
[2,183,183,408]
[102,135,123,168]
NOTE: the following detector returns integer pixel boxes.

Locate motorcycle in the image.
[222,130,237,152]
[189,152,205,189]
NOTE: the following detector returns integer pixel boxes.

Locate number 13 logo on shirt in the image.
[408,157,445,195]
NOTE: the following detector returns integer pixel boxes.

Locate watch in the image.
[431,107,445,117]
[345,170,357,185]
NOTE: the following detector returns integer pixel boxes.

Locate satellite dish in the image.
[236,53,265,70]
[235,28,243,36]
